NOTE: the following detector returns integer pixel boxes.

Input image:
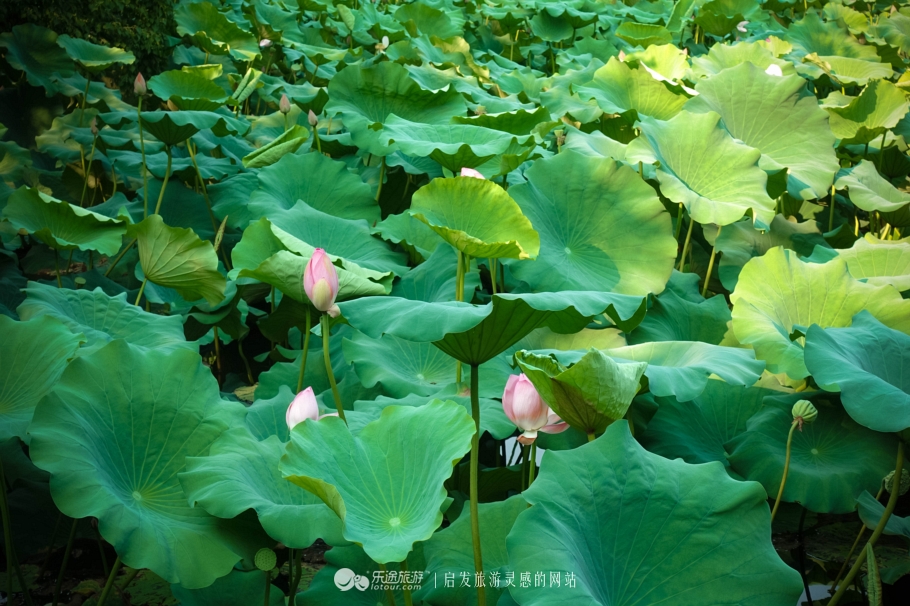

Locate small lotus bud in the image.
[260,39,272,49]
[618,50,626,62]
[308,109,318,126]
[304,248,340,315]
[765,64,783,77]
[884,469,910,495]
[502,374,568,444]
[791,400,818,430]
[286,387,319,430]
[460,167,485,179]
[133,72,147,96]
[90,117,98,136]
[279,93,291,114]
[254,548,277,571]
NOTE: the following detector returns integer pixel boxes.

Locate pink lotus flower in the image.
[304,248,340,317]
[279,94,291,114]
[503,374,568,444]
[308,109,318,126]
[460,167,485,179]
[134,73,147,96]
[286,387,337,429]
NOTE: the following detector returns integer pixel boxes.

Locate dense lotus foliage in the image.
[3,0,910,605]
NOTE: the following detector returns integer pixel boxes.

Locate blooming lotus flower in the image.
[279,94,291,114]
[460,167,485,179]
[304,248,340,317]
[308,109,318,126]
[765,64,783,77]
[286,387,319,429]
[503,374,568,444]
[134,72,147,96]
[375,35,390,52]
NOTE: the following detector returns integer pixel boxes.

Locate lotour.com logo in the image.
[334,568,370,591]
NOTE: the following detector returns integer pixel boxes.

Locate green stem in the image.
[1,460,25,605]
[401,558,413,606]
[104,238,136,277]
[321,314,346,422]
[95,524,109,576]
[828,185,836,233]
[95,555,123,606]
[520,444,528,492]
[213,326,223,386]
[39,512,64,578]
[586,430,595,443]
[152,146,173,216]
[297,307,312,392]
[118,566,140,594]
[455,251,465,385]
[138,97,149,218]
[187,142,230,270]
[378,563,397,606]
[79,76,91,125]
[674,204,684,239]
[489,258,497,295]
[831,486,883,591]
[54,249,63,288]
[469,364,486,606]
[829,441,904,606]
[238,337,255,385]
[53,518,79,606]
[375,156,386,202]
[678,217,694,272]
[528,442,537,487]
[770,421,798,523]
[80,136,97,207]
[877,130,887,173]
[134,279,148,306]
[701,225,721,298]
[263,570,271,606]
[287,549,303,601]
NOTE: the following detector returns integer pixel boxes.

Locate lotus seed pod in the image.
[254,548,277,571]
[884,469,910,496]
[791,400,817,425]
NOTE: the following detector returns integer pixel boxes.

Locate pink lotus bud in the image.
[287,387,320,429]
[90,117,98,136]
[460,167,485,179]
[279,93,291,114]
[308,109,318,126]
[134,72,147,96]
[618,50,626,62]
[260,39,272,48]
[503,374,568,444]
[304,248,340,316]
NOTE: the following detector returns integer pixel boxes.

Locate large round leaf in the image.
[130,215,226,306]
[148,70,229,112]
[824,80,909,145]
[575,57,687,121]
[280,400,475,564]
[505,152,676,296]
[56,35,135,72]
[180,428,346,548]
[627,289,731,344]
[686,62,838,201]
[726,399,899,513]
[3,187,127,256]
[805,312,910,433]
[17,281,192,355]
[730,247,910,378]
[506,421,803,605]
[28,340,256,588]
[174,1,259,61]
[626,111,776,228]
[835,159,910,213]
[0,24,75,93]
[819,234,910,292]
[171,568,284,606]
[0,314,82,442]
[410,176,540,260]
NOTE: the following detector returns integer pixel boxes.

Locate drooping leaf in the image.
[808,234,910,292]
[241,125,310,169]
[0,24,75,93]
[627,289,731,345]
[170,568,284,606]
[835,159,910,213]
[174,1,260,61]
[56,35,135,72]
[824,80,909,145]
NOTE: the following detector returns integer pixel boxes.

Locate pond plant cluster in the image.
[2,0,910,605]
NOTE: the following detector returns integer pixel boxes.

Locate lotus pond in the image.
[2,0,910,604]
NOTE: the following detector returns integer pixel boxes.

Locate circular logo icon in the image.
[334,568,369,591]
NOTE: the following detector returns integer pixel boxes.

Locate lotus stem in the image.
[796,507,813,606]
[38,512,64,578]
[678,217,694,272]
[378,563,397,606]
[455,251,466,384]
[138,98,150,218]
[80,135,97,207]
[375,156,386,202]
[152,146,173,216]
[287,549,303,601]
[104,239,137,278]
[831,485,885,591]
[675,203,684,239]
[1,459,35,606]
[829,441,904,605]
[770,420,798,523]
[297,307,312,392]
[400,558,414,606]
[528,442,537,487]
[187,141,230,270]
[489,258,496,295]
[238,337,255,385]
[95,523,109,576]
[118,566,140,594]
[877,131,887,172]
[468,364,487,606]
[263,569,271,606]
[701,225,721,298]
[828,185,836,232]
[79,76,91,126]
[321,314,346,422]
[520,444,529,491]
[54,249,63,288]
[52,518,79,606]
[95,555,122,606]
[587,430,595,443]
[213,326,223,387]
[134,278,148,307]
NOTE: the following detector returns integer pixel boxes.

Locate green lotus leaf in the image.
[3,187,127,256]
[515,349,645,436]
[730,247,910,378]
[249,151,378,222]
[174,1,260,61]
[0,24,75,93]
[877,12,910,54]
[325,62,467,156]
[0,314,82,442]
[505,151,675,295]
[808,234,910,292]
[627,111,776,228]
[835,159,910,213]
[391,245,480,302]
[381,115,534,173]
[124,111,249,146]
[686,62,838,200]
[640,381,783,476]
[614,21,673,47]
[395,2,465,39]
[373,212,442,259]
[148,70,229,112]
[786,12,880,61]
[409,176,539,260]
[857,491,910,540]
[338,291,646,365]
[726,399,900,513]
[626,44,690,82]
[824,80,909,145]
[280,400,475,563]
[802,54,893,86]
[170,568,283,606]
[690,41,794,78]
[241,126,310,169]
[714,215,829,291]
[56,35,135,73]
[507,421,803,605]
[575,58,687,121]
[28,341,258,587]
[419,495,525,606]
[804,312,910,433]
[180,428,346,548]
[452,107,554,136]
[17,281,191,355]
[628,289,731,345]
[129,215,226,306]
[0,140,32,182]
